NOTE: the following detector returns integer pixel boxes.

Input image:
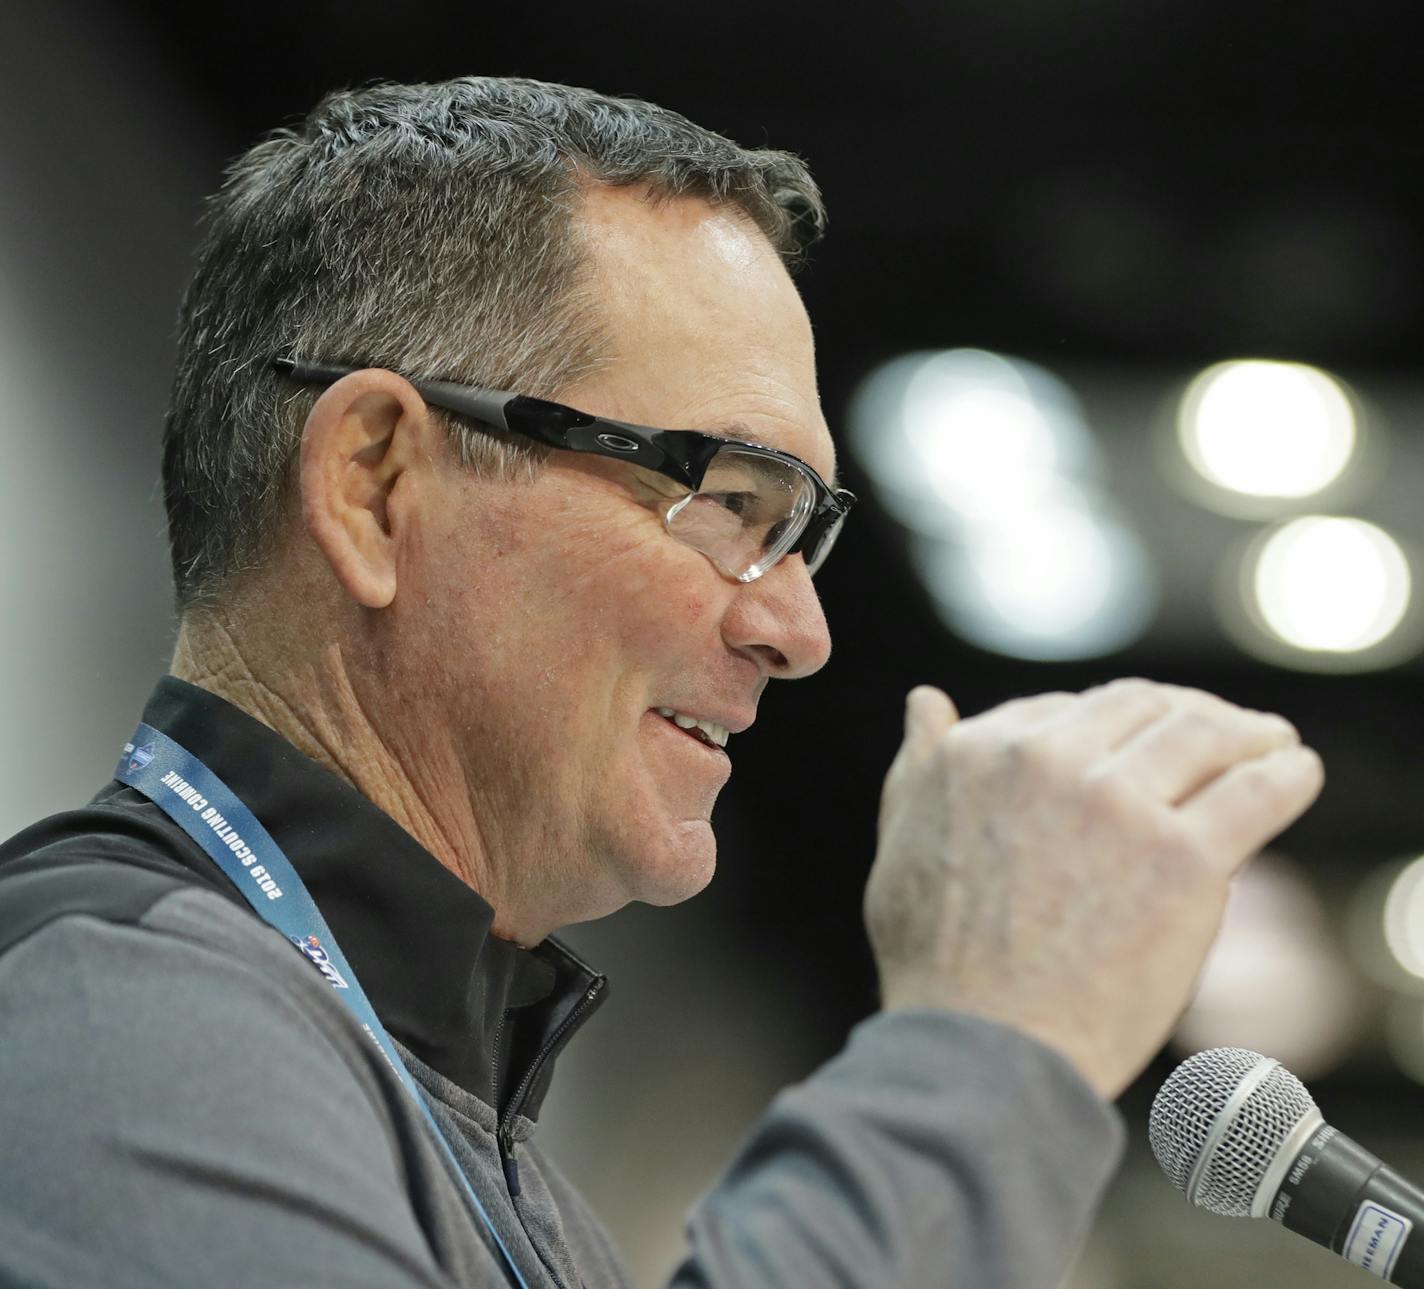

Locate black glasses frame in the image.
[272,356,855,574]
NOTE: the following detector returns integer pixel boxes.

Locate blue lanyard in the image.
[114,722,530,1289]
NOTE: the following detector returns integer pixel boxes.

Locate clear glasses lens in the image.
[665,446,815,580]
[805,512,846,576]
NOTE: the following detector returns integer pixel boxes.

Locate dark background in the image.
[5,2,1424,1283]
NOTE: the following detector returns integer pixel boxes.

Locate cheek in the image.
[586,561,725,658]
[398,480,729,697]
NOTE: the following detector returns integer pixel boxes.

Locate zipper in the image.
[490,1011,519,1194]
[489,1012,509,1108]
[498,1120,522,1197]
[495,981,606,1200]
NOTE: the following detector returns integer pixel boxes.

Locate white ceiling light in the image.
[901,349,1099,523]
[848,349,1101,536]
[912,490,1157,661]
[1347,858,1424,996]
[1178,359,1357,500]
[1249,516,1410,654]
[1381,856,1424,985]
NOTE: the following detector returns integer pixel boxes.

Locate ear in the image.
[298,368,432,609]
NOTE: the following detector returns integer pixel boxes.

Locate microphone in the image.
[1150,1046,1424,1285]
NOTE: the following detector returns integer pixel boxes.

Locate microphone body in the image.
[1151,1046,1424,1286]
[1271,1122,1424,1285]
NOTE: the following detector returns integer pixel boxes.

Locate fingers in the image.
[904,679,1318,840]
[880,686,962,835]
[1106,704,1300,805]
[1032,678,1175,759]
[1177,743,1325,870]
[902,686,959,756]
[961,690,1080,738]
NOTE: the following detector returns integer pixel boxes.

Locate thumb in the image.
[902,685,959,756]
[879,685,961,837]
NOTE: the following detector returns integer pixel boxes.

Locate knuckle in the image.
[1005,730,1071,781]
[1173,708,1228,746]
[1100,676,1156,699]
[996,690,1073,721]
[1235,748,1285,788]
[1167,688,1231,720]
[1147,817,1216,891]
[1172,683,1252,716]
[1152,812,1202,862]
[1258,712,1301,743]
[1084,768,1142,822]
[951,717,1006,761]
[1251,749,1316,806]
[1101,676,1174,718]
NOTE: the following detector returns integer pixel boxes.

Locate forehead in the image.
[567,186,836,483]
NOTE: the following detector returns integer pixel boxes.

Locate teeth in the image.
[655,707,729,749]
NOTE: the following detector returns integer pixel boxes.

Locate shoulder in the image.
[0,835,448,1287]
[0,785,237,917]
[0,796,397,1130]
[0,851,381,1098]
[0,824,376,1088]
[0,783,251,950]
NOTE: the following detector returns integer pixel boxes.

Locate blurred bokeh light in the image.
[851,349,1156,660]
[849,348,1102,534]
[1381,856,1424,988]
[1177,360,1358,503]
[909,494,1157,661]
[1229,516,1414,667]
[1173,853,1362,1080]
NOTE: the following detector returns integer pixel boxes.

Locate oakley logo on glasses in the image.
[595,432,641,453]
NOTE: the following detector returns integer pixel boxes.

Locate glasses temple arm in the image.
[273,357,518,434]
[273,357,720,487]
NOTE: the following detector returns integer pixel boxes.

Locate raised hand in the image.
[864,679,1325,1099]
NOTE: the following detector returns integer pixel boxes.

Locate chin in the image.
[620,818,719,908]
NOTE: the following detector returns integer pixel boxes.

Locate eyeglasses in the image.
[273,356,855,582]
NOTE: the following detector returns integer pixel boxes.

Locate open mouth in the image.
[654,709,729,753]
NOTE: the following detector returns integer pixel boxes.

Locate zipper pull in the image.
[498,1123,522,1197]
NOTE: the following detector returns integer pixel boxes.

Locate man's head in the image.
[164,78,837,938]
[164,76,825,605]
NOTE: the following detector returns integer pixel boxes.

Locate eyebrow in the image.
[718,420,842,491]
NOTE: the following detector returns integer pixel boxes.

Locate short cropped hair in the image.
[162,76,825,610]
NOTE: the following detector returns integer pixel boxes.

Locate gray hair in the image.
[162,76,825,611]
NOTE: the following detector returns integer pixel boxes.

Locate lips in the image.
[657,710,725,751]
[651,707,729,749]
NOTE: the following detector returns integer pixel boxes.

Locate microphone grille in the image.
[1148,1046,1317,1217]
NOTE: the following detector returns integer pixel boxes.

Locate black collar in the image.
[112,676,607,1124]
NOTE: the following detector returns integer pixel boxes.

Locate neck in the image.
[170,612,536,945]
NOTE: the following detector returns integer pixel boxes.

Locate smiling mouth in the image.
[654,710,729,754]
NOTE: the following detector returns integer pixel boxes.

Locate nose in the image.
[721,554,832,680]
